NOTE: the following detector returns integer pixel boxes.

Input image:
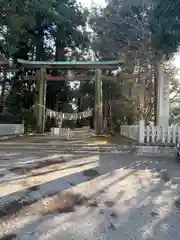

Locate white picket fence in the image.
[120,125,139,141]
[51,127,70,139]
[121,120,180,144]
[144,125,180,144]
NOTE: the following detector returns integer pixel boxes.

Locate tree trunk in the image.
[77,96,82,127]
[0,67,7,113]
[55,38,66,61]
[0,81,5,113]
[36,33,44,61]
[53,37,65,78]
[35,14,45,61]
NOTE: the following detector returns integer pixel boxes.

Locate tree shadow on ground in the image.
[1,153,180,239]
[0,153,139,222]
[0,153,98,184]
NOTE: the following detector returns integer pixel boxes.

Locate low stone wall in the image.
[0,124,24,136]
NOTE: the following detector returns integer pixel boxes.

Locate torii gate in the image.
[17,59,124,135]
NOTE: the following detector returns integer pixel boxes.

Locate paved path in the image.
[0,148,180,240]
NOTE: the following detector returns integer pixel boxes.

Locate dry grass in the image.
[42,192,89,215]
[0,190,90,220]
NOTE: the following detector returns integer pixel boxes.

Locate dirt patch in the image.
[0,234,17,240]
[42,194,75,214]
[83,169,100,178]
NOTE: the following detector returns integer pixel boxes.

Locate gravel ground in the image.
[0,149,180,240]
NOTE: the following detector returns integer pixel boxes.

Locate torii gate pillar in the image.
[35,68,47,133]
[94,69,103,135]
